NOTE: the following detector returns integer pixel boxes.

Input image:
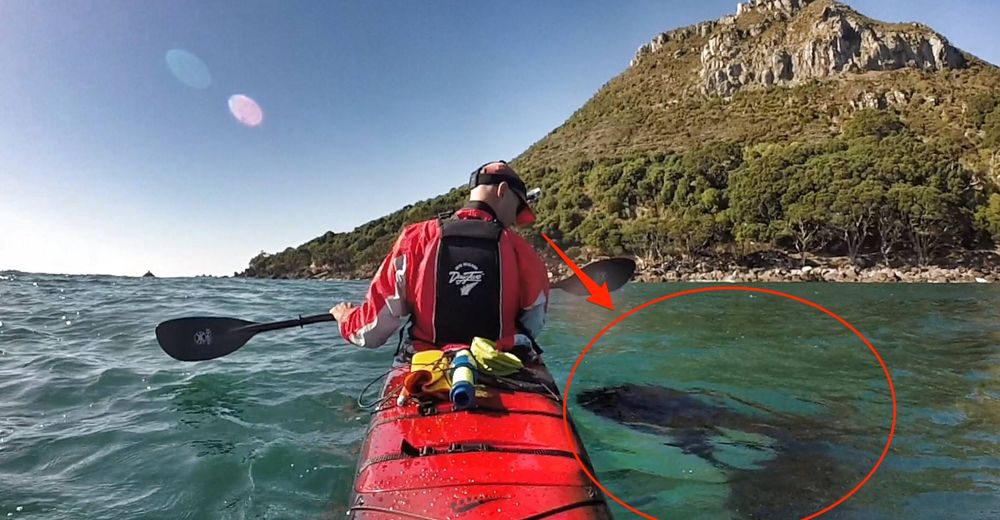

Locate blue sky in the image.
[1,0,997,276]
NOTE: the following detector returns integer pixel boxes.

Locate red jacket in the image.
[339,207,550,351]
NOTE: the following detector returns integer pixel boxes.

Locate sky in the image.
[1,0,997,277]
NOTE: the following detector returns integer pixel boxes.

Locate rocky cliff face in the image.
[631,0,966,98]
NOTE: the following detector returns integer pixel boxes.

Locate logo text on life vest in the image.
[449,262,484,296]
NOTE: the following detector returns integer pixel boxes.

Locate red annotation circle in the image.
[561,286,897,520]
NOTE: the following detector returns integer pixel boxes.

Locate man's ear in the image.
[496,182,508,198]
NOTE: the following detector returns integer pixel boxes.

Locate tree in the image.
[700,187,724,212]
[889,185,955,265]
[680,141,743,189]
[784,192,833,266]
[729,143,802,245]
[622,216,673,263]
[992,149,1000,184]
[668,209,724,255]
[874,201,902,266]
[966,92,1000,128]
[842,109,906,140]
[975,193,1000,245]
[577,213,624,254]
[831,181,880,264]
[984,109,1000,149]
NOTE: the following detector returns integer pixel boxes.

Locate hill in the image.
[241,0,1000,280]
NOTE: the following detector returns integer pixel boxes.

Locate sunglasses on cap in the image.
[469,161,542,225]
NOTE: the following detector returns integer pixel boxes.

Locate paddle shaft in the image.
[155,257,633,361]
[236,313,335,334]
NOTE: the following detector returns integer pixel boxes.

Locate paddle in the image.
[155,257,636,362]
[551,257,636,297]
[155,314,334,361]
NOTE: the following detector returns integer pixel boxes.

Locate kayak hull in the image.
[348,354,611,519]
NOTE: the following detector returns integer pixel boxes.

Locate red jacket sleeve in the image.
[511,232,550,339]
[338,227,415,348]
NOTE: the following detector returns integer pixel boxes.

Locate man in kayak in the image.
[330,161,548,355]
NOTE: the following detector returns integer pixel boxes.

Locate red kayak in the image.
[347,351,612,519]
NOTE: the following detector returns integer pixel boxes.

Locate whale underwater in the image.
[578,384,874,519]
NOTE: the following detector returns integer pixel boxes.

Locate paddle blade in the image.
[155,317,258,361]
[553,257,636,296]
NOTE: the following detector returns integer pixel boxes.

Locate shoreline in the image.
[252,251,1000,284]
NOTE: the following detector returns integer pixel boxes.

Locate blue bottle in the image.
[449,349,477,410]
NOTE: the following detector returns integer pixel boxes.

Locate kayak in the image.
[347,349,612,519]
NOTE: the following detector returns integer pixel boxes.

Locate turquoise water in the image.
[0,273,997,519]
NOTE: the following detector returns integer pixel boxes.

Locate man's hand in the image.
[330,302,357,322]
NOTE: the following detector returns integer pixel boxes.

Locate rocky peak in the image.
[630,0,966,98]
[736,0,814,18]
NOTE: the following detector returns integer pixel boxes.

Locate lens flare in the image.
[165,49,212,89]
[228,94,264,127]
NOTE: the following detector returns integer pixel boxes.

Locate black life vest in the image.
[433,202,504,345]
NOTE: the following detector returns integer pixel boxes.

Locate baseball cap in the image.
[469,161,540,226]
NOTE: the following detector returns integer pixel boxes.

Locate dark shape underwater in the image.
[578,384,872,519]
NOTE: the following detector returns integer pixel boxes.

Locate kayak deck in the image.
[348,356,611,519]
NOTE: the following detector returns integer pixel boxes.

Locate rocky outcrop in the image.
[637,265,998,284]
[630,0,966,98]
[630,33,673,68]
[737,0,812,17]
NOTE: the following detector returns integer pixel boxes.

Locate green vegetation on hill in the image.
[530,109,995,267]
[518,64,1000,173]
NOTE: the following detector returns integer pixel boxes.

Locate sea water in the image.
[0,273,997,519]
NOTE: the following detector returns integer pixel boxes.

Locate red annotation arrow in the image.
[541,233,614,311]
